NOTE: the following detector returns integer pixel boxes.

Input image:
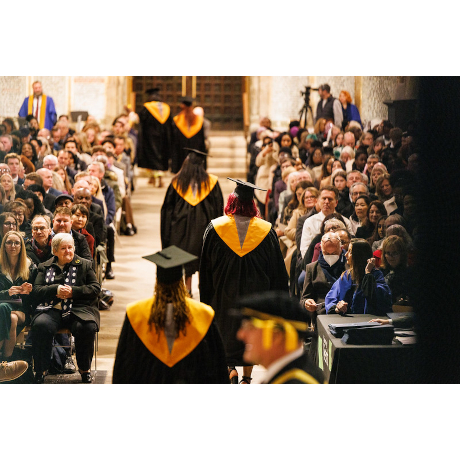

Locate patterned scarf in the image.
[31,236,52,262]
[35,264,78,318]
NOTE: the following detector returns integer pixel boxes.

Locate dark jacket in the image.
[32,255,101,329]
[43,193,56,213]
[0,261,37,320]
[88,210,106,248]
[25,238,53,266]
[101,179,116,225]
[71,230,93,263]
[316,96,336,122]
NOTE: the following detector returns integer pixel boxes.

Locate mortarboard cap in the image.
[180,96,194,106]
[145,87,160,96]
[143,246,198,285]
[230,291,312,352]
[227,177,266,202]
[183,147,211,158]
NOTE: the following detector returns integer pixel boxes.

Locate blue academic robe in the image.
[19,94,57,130]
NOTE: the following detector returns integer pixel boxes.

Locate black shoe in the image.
[132,225,137,234]
[106,269,115,280]
[81,372,92,383]
[124,226,135,236]
[63,356,76,374]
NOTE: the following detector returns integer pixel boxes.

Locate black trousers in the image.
[106,224,115,263]
[32,309,97,374]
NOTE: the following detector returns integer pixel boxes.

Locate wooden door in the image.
[132,76,244,131]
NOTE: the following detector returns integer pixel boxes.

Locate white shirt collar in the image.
[261,346,305,384]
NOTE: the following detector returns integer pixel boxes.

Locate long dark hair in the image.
[173,153,210,196]
[15,189,46,220]
[367,215,387,247]
[345,239,373,285]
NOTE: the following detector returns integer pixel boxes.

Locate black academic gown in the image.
[266,352,325,384]
[137,101,173,171]
[161,175,224,276]
[200,215,289,367]
[171,112,206,174]
[112,297,229,384]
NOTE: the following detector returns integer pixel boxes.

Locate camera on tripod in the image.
[299,86,319,127]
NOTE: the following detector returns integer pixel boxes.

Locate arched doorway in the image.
[132,76,245,131]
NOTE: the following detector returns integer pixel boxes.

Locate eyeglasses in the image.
[386,251,400,257]
[322,235,341,243]
[3,222,16,227]
[5,241,21,246]
[32,226,47,232]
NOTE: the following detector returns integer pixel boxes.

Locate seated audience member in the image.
[304,142,323,182]
[280,180,311,227]
[1,173,15,201]
[301,231,347,361]
[368,162,388,193]
[56,150,76,183]
[25,215,53,265]
[385,224,416,266]
[0,212,18,245]
[299,214,347,287]
[64,137,89,171]
[15,189,47,223]
[23,172,56,212]
[282,187,319,276]
[351,149,368,173]
[72,187,106,248]
[375,173,395,214]
[0,230,36,362]
[369,215,388,253]
[299,186,353,259]
[71,204,95,258]
[4,201,31,240]
[355,199,387,240]
[27,184,54,219]
[278,170,313,223]
[52,207,93,263]
[235,291,325,384]
[54,166,73,194]
[274,132,299,159]
[37,167,61,197]
[4,153,24,186]
[54,193,73,209]
[332,169,349,214]
[31,232,101,383]
[380,235,412,307]
[325,239,392,315]
[72,176,105,218]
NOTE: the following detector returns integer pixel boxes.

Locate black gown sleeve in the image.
[199,223,215,306]
[160,184,177,248]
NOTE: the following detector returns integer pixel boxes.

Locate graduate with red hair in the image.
[200,178,289,384]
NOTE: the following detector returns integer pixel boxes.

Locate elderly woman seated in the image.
[31,233,101,383]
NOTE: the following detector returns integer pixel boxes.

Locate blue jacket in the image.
[343,103,362,127]
[101,180,116,225]
[325,269,392,315]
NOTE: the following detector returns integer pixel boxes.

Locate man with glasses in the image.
[25,215,53,265]
[300,186,353,258]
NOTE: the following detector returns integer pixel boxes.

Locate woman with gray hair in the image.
[31,232,100,383]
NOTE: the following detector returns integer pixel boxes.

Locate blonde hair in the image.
[1,173,15,201]
[0,230,30,281]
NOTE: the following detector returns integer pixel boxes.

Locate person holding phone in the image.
[325,238,392,315]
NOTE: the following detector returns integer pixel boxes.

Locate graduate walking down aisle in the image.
[137,87,173,187]
[171,97,207,174]
[161,148,224,294]
[112,246,229,384]
[200,178,289,384]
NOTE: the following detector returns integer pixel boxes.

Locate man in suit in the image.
[37,167,61,197]
[235,291,325,384]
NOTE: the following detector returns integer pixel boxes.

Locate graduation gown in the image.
[137,101,173,171]
[112,296,229,384]
[200,215,289,366]
[18,94,57,130]
[266,352,325,384]
[171,112,206,174]
[161,174,224,276]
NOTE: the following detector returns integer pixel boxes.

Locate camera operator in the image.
[316,84,343,128]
